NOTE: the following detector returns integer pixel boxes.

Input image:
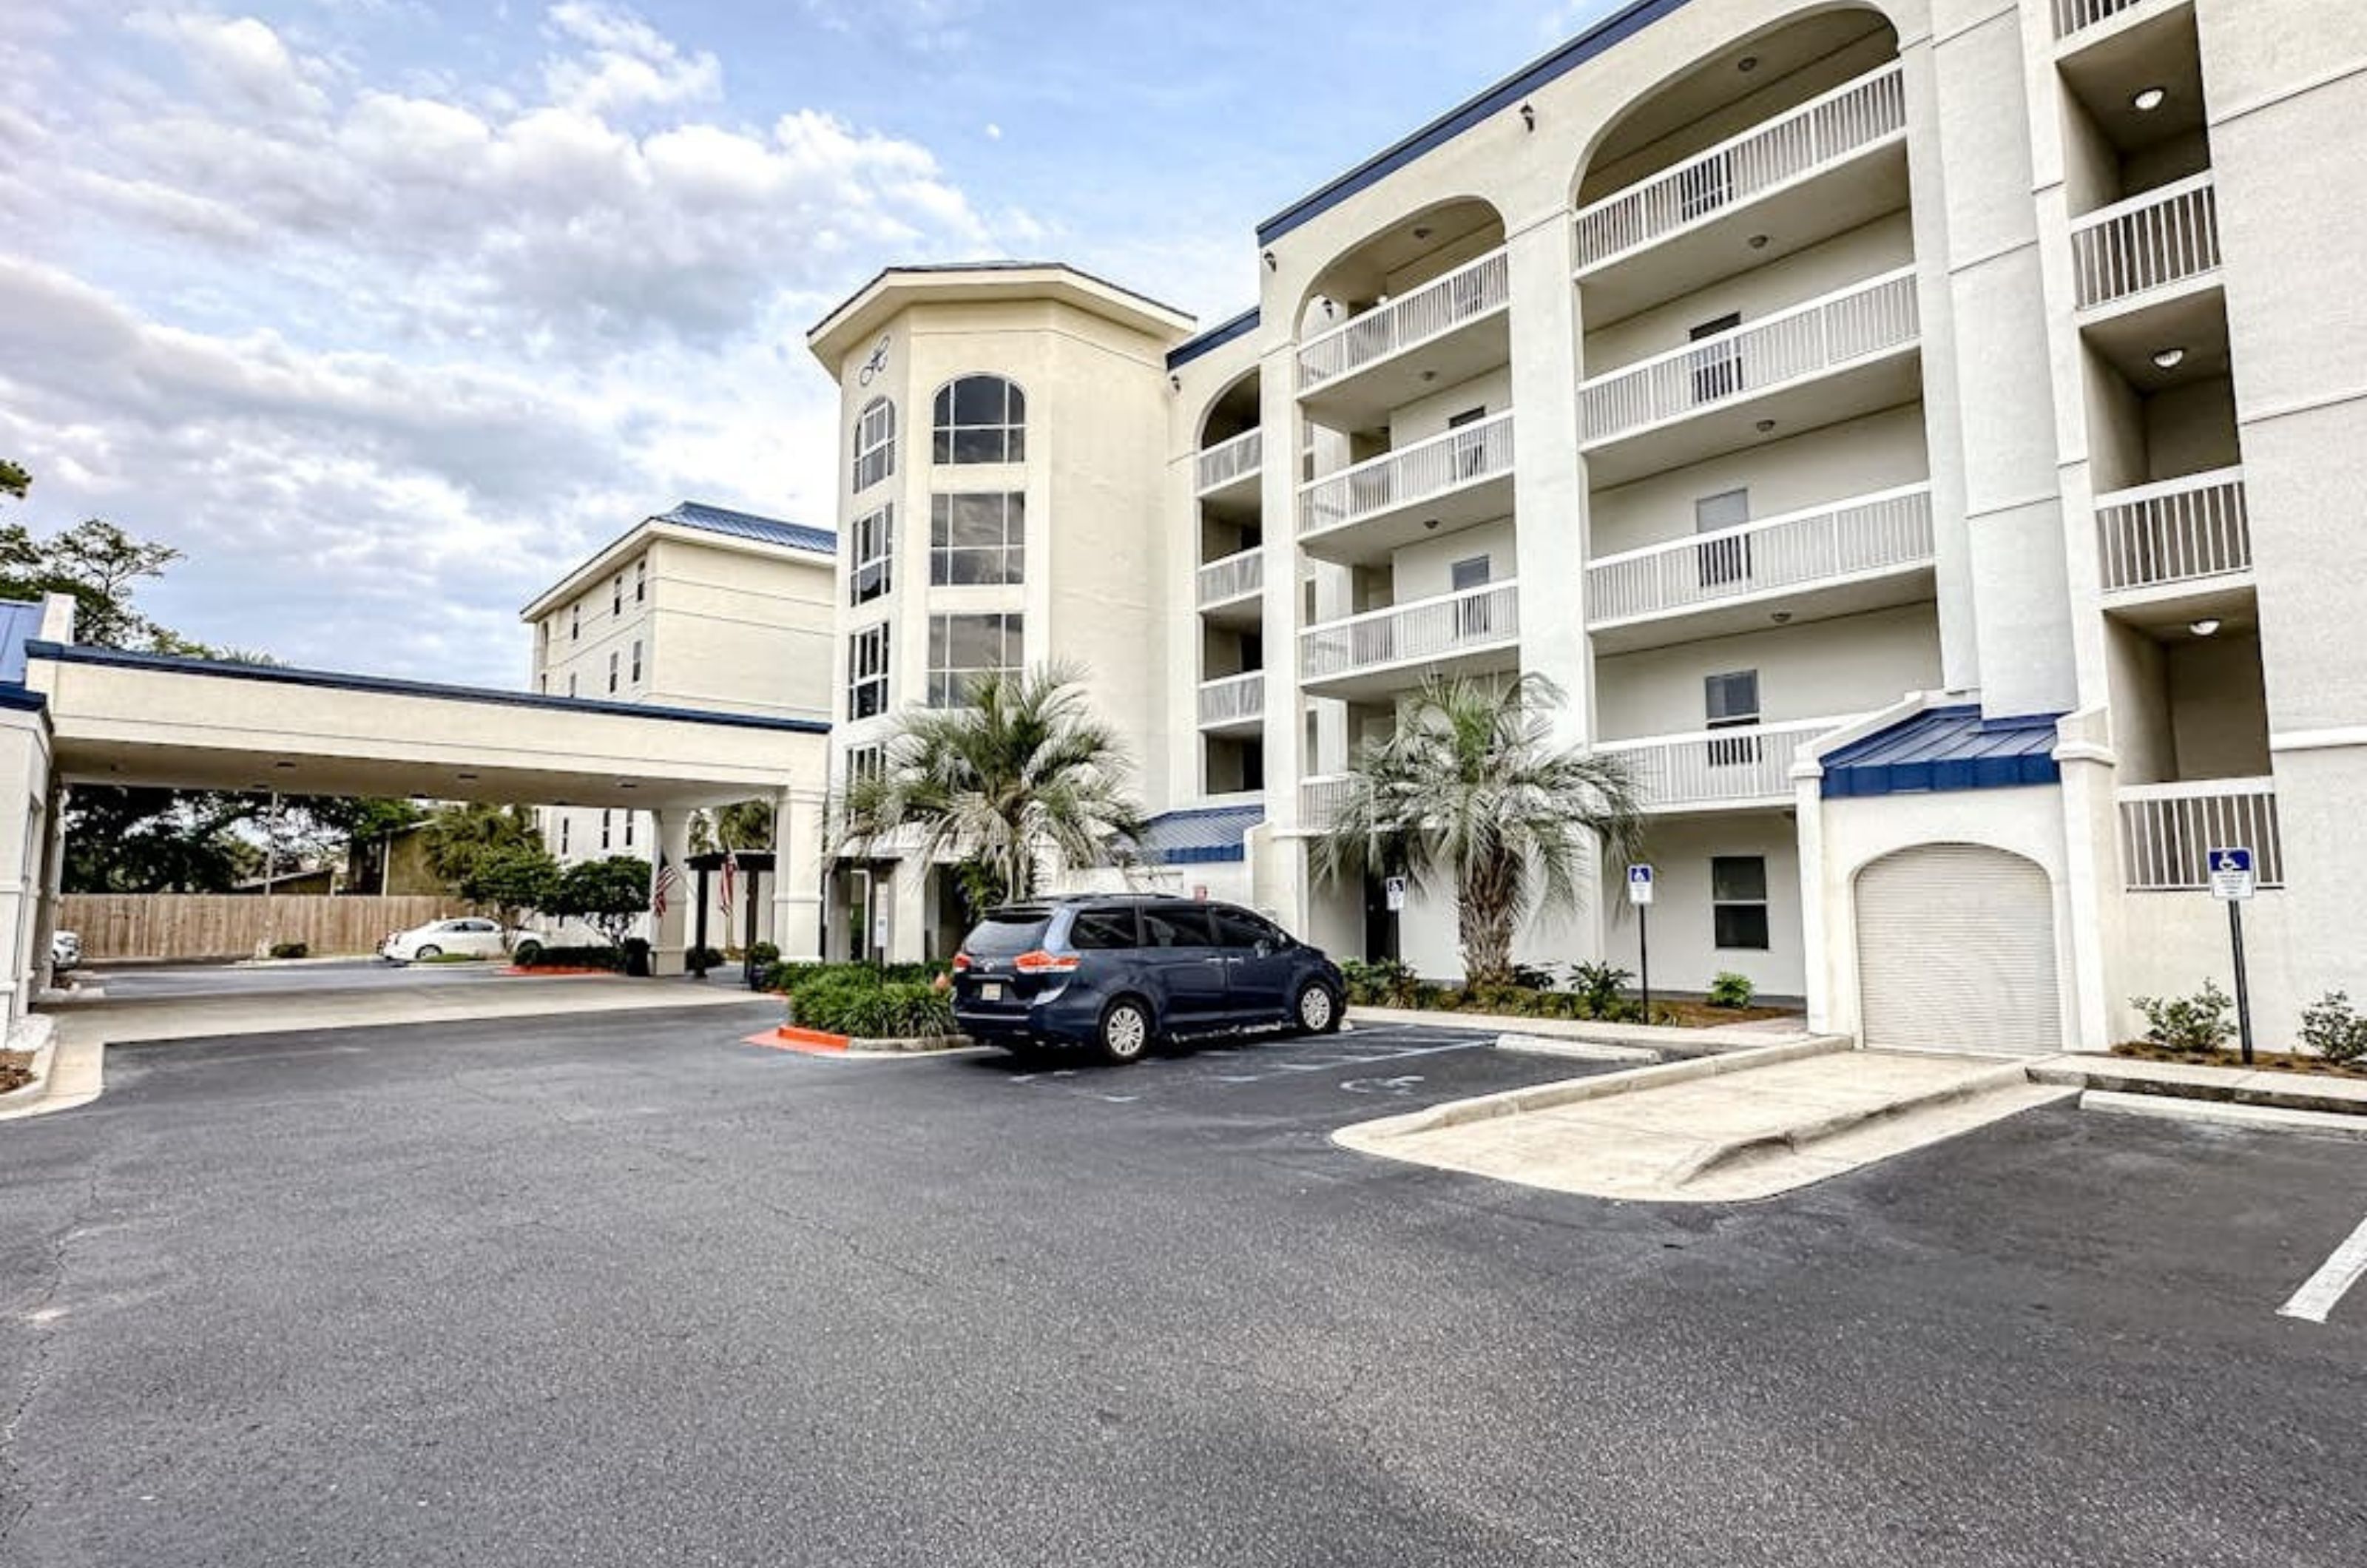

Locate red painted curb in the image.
[746,1027,849,1055]
[499,967,624,978]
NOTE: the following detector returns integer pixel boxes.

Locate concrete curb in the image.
[1670,1061,2037,1186]
[1352,1035,1850,1140]
[1493,1033,1662,1064]
[2080,1089,2367,1140]
[1345,1004,1817,1055]
[2031,1058,2367,1118]
[0,1016,64,1121]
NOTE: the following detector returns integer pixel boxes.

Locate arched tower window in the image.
[931,375,1026,464]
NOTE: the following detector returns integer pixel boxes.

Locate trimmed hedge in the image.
[1339,959,1675,1025]
[268,941,309,960]
[774,962,956,1039]
[512,944,627,972]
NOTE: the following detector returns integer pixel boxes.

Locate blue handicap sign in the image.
[1628,865,1654,885]
[2209,848,2252,875]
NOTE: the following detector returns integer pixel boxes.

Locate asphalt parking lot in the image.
[78,957,517,1001]
[3,1005,2365,1567]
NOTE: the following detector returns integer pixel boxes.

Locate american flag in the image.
[717,852,737,917]
[650,853,678,917]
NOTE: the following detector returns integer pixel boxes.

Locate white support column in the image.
[649,807,692,974]
[29,776,65,1003]
[1792,760,1833,1035]
[2053,712,2118,1053]
[889,855,928,965]
[771,787,825,962]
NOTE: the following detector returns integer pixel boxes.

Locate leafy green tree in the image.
[64,787,261,893]
[0,516,185,649]
[834,664,1144,910]
[547,856,653,947]
[691,799,774,854]
[1,459,27,501]
[1311,674,1647,988]
[420,803,541,891]
[459,844,561,949]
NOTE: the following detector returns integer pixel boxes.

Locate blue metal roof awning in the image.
[1137,804,1264,865]
[1820,706,2064,798]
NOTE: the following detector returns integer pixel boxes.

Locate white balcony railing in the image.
[1198,671,1266,728]
[1300,581,1521,683]
[1196,547,1264,609]
[1594,716,1852,810]
[1297,247,1511,392]
[1579,268,1919,444]
[1300,774,1360,833]
[1587,484,1934,624]
[2119,779,2283,891]
[2095,467,2249,593]
[2053,0,2147,41]
[1300,412,1516,537]
[1195,428,1263,494]
[1574,64,1906,271]
[2070,173,2219,311]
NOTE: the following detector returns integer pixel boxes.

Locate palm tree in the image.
[834,664,1145,910]
[1311,673,1646,988]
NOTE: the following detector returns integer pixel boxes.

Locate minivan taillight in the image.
[1013,950,1081,974]
[952,952,972,972]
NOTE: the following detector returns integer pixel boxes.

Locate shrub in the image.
[1707,971,1755,1009]
[2301,991,2367,1064]
[1510,962,1559,990]
[1340,958,1419,1008]
[513,944,627,972]
[1566,961,1633,1020]
[787,970,955,1039]
[747,942,780,969]
[2133,981,2235,1053]
[687,946,726,970]
[268,941,308,960]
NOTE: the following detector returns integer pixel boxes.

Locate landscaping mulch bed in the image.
[2112,1041,2367,1080]
[1,1049,36,1095]
[1357,996,1800,1030]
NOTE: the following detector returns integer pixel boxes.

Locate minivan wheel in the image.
[1098,998,1153,1064]
[1293,981,1340,1036]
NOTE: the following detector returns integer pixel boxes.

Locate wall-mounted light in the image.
[1320,297,1335,320]
[1169,373,1181,392]
[2152,346,2187,370]
[2189,618,2222,638]
[2132,86,2168,112]
[1519,102,1536,131]
[1262,249,1277,271]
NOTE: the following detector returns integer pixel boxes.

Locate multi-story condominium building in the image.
[521,501,836,869]
[803,0,2363,1055]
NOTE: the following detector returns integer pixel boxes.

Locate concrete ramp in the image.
[1334,1044,2073,1203]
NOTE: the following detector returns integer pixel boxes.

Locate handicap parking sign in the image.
[2208,846,2255,902]
[1627,864,1655,906]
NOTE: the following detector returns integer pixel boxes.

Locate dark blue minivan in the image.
[951,896,1345,1064]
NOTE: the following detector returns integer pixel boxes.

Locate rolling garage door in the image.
[1856,843,2061,1055]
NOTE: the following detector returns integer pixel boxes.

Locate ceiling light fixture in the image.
[2189,618,2221,638]
[274,760,296,769]
[2133,86,2168,112]
[1413,226,1434,240]
[1747,233,1771,250]
[1771,611,1793,625]
[1738,54,1760,72]
[456,771,479,782]
[1755,419,1777,434]
[2152,346,2187,370]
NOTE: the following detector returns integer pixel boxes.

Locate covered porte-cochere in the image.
[0,594,830,1028]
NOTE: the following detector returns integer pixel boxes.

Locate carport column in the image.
[650,808,692,975]
[28,776,66,1001]
[771,788,824,962]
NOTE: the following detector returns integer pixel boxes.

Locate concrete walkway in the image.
[1337,1044,2074,1203]
[4,976,772,1121]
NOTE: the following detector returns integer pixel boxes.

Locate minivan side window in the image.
[1210,908,1279,950]
[1141,906,1214,947]
[1068,908,1139,950]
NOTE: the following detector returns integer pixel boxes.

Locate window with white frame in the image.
[854,397,897,491]
[930,492,1024,585]
[1712,856,1770,950]
[631,639,642,684]
[612,574,623,616]
[560,817,570,854]
[607,649,620,694]
[567,672,578,698]
[570,604,580,642]
[1704,669,1760,766]
[624,814,635,848]
[601,809,612,850]
[634,558,646,603]
[848,624,890,719]
[845,744,885,792]
[932,375,1025,464]
[928,612,1022,707]
[849,504,894,606]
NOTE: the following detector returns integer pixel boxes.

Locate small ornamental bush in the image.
[747,942,781,970]
[1340,958,1419,1008]
[2133,981,2235,1053]
[1566,961,1633,1020]
[1707,971,1756,1010]
[513,944,627,972]
[268,941,309,960]
[686,946,726,970]
[2301,991,2367,1064]
[786,970,954,1039]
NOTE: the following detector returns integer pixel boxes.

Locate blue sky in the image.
[0,0,1625,685]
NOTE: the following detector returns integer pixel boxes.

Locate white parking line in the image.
[2278,1212,2367,1325]
[1272,1041,1480,1073]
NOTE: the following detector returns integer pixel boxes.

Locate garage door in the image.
[1856,843,2061,1055]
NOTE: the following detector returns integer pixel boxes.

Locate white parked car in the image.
[379,917,545,964]
[50,929,81,970]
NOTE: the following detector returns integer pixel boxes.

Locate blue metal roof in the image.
[1820,706,2064,799]
[0,598,42,688]
[1138,804,1265,865]
[1167,308,1261,371]
[652,501,834,556]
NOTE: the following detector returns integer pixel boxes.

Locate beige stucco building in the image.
[794,0,2363,1055]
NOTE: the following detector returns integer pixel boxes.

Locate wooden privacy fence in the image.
[59,894,465,962]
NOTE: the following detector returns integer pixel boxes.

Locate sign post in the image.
[1627,865,1655,1018]
[2208,846,2257,1064]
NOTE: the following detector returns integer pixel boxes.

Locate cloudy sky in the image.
[0,0,1625,686]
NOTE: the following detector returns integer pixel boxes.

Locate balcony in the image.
[2096,466,2249,607]
[1573,63,1909,323]
[1195,428,1263,515]
[1295,248,1511,428]
[1587,484,1934,652]
[1299,774,1359,834]
[1578,268,1921,486]
[1298,581,1521,700]
[1298,412,1516,566]
[1594,716,1851,812]
[1197,671,1265,736]
[2118,777,2283,891]
[1196,547,1264,626]
[2071,173,2219,314]
[2052,0,2151,42]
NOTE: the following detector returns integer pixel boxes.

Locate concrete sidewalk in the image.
[4,977,772,1121]
[1337,1045,2073,1202]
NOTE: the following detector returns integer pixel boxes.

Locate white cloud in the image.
[542,0,721,115]
[127,9,333,118]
